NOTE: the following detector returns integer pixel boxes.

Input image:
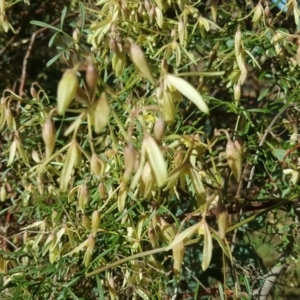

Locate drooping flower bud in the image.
[91,210,101,237]
[57,69,79,115]
[78,184,90,213]
[93,92,110,134]
[84,233,95,267]
[125,37,156,85]
[90,153,106,179]
[86,57,98,96]
[123,143,136,183]
[153,117,165,145]
[42,119,56,159]
[216,200,229,239]
[226,138,242,182]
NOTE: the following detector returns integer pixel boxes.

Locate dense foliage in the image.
[1,0,300,299]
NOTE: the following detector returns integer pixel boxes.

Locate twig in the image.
[252,263,287,300]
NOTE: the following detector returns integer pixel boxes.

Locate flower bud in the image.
[234,83,241,103]
[86,57,98,95]
[144,0,151,12]
[235,26,242,56]
[57,69,79,115]
[117,183,127,212]
[42,119,56,159]
[226,139,242,182]
[153,117,165,145]
[98,182,107,199]
[178,18,186,46]
[125,38,156,85]
[137,2,143,15]
[82,214,91,231]
[84,233,95,267]
[91,210,101,237]
[36,176,44,195]
[78,184,90,213]
[90,153,106,179]
[93,92,110,133]
[216,200,228,239]
[123,143,136,183]
[0,185,7,202]
[32,150,41,163]
[30,85,39,100]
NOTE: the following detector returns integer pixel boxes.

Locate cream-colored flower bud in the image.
[178,18,186,46]
[78,184,89,213]
[91,210,101,237]
[173,147,184,168]
[30,85,39,100]
[216,200,228,239]
[84,233,95,267]
[252,2,263,23]
[109,38,118,52]
[149,5,156,22]
[93,92,110,133]
[31,150,41,163]
[98,182,107,199]
[137,2,143,15]
[153,117,165,145]
[140,162,154,199]
[155,6,163,28]
[117,183,127,212]
[125,38,156,85]
[264,3,270,18]
[72,28,80,50]
[42,119,56,159]
[123,143,136,183]
[86,58,98,95]
[226,139,242,182]
[90,153,106,179]
[235,26,242,56]
[144,0,151,12]
[82,214,91,231]
[0,185,7,202]
[57,69,79,115]
[161,91,176,124]
[36,176,44,195]
[234,137,243,154]
[234,83,241,103]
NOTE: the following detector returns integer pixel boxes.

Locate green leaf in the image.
[30,20,61,32]
[60,6,68,29]
[48,32,59,48]
[46,52,64,67]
